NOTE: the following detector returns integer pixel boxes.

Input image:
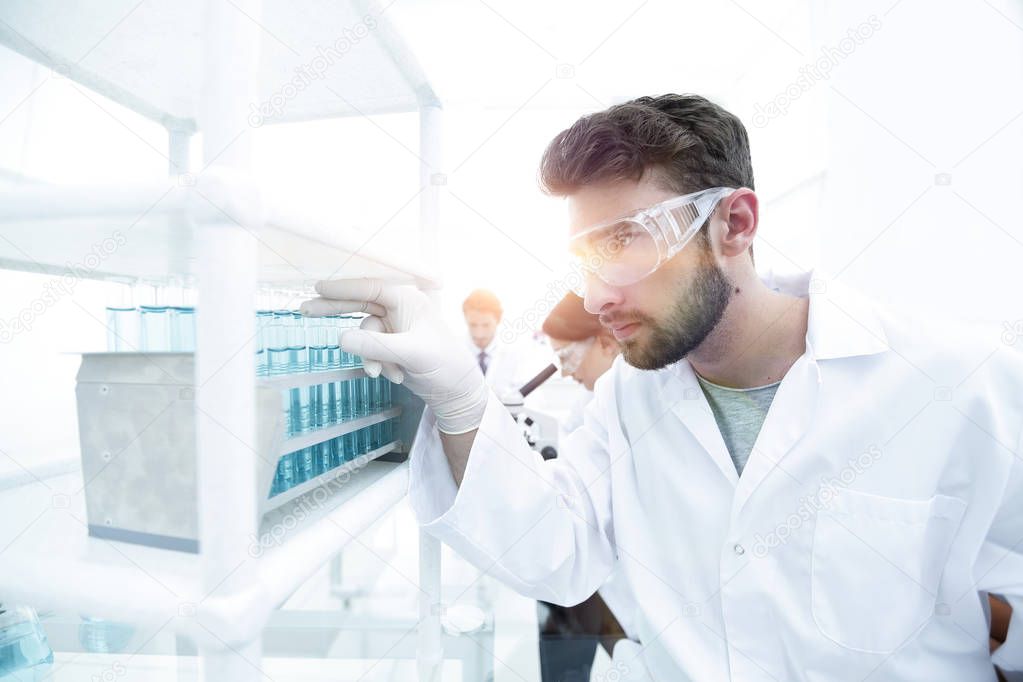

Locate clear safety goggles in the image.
[551,337,594,375]
[567,186,737,296]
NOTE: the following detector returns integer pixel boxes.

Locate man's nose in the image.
[582,274,623,315]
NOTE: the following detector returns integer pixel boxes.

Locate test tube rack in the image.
[73,352,424,553]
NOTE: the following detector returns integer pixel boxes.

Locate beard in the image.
[616,246,734,370]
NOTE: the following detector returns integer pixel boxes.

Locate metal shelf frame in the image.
[0,1,446,679]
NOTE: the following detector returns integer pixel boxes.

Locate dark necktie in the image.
[478,350,489,376]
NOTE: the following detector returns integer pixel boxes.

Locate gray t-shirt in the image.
[695,373,781,476]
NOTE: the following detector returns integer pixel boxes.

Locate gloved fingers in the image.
[341,328,420,368]
[361,358,383,378]
[358,316,406,383]
[314,278,403,309]
[299,296,387,318]
[378,362,405,384]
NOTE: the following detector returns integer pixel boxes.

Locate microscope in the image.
[501,364,562,461]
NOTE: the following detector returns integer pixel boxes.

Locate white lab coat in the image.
[412,269,1023,681]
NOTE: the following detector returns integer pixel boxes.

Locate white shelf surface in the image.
[0,459,410,648]
[0,180,439,286]
[0,0,438,130]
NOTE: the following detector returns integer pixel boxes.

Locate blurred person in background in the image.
[462,288,522,399]
[536,291,638,681]
[544,291,621,434]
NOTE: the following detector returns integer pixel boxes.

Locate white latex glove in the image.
[300,279,488,435]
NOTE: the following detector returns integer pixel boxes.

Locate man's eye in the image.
[606,226,636,251]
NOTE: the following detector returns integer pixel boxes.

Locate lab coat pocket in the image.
[810,489,966,654]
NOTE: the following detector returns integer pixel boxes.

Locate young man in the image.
[303,94,1023,680]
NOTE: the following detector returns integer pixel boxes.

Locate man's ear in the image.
[717,188,758,260]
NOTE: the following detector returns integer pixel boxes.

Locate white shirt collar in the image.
[761,267,889,360]
[469,337,500,357]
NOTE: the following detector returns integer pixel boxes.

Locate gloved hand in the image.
[300,279,488,435]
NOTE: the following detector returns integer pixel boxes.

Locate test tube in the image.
[169,306,196,351]
[296,447,315,484]
[340,379,357,422]
[267,312,291,376]
[326,317,342,427]
[371,376,385,414]
[326,315,342,369]
[288,312,309,373]
[139,305,170,351]
[273,453,295,496]
[356,425,372,455]
[105,282,139,352]
[370,377,385,446]
[255,310,272,376]
[349,314,364,367]
[339,315,354,368]
[287,312,310,432]
[342,431,358,463]
[327,435,342,471]
[308,320,330,429]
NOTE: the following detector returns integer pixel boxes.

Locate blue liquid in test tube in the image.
[324,316,342,427]
[326,435,342,471]
[289,313,310,432]
[0,606,53,674]
[349,314,365,367]
[106,306,139,351]
[255,310,272,376]
[357,425,372,455]
[266,314,295,434]
[308,320,330,429]
[338,315,353,368]
[326,315,342,369]
[274,452,295,494]
[340,379,357,421]
[267,313,290,375]
[139,305,170,351]
[294,447,314,484]
[288,312,309,372]
[356,377,371,418]
[169,306,195,351]
[341,431,358,463]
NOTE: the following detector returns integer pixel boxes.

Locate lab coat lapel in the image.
[665,361,740,487]
[730,350,821,519]
[728,273,888,517]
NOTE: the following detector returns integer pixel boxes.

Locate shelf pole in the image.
[418,529,443,681]
[417,103,445,679]
[418,103,443,269]
[168,127,191,177]
[194,0,262,679]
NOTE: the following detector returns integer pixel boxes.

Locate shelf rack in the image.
[0,0,445,679]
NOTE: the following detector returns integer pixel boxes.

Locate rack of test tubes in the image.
[72,289,424,552]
